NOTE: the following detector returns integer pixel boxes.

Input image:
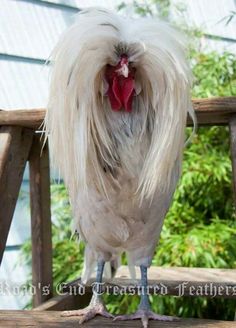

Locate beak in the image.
[116,63,129,78]
[120,63,129,78]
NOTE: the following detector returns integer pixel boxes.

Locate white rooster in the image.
[45,7,195,328]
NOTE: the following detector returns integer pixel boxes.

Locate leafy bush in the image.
[191,50,236,97]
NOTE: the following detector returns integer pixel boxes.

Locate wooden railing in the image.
[0,97,236,326]
[0,127,52,307]
[0,97,236,128]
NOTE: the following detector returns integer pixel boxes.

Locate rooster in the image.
[45,7,195,328]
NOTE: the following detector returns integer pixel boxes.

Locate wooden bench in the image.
[0,97,236,326]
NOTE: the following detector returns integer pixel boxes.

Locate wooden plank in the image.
[116,266,236,282]
[0,127,33,265]
[33,294,81,311]
[0,97,236,128]
[34,293,92,311]
[189,97,236,126]
[0,108,45,129]
[62,266,236,298]
[29,135,53,307]
[33,265,236,309]
[229,116,236,207]
[0,310,236,327]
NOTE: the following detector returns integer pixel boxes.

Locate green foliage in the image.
[50,185,84,287]
[191,51,236,97]
[20,185,84,306]
[20,0,236,320]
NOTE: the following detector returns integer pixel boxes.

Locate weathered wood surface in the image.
[0,97,236,128]
[116,266,236,282]
[0,311,236,327]
[32,266,236,312]
[191,96,236,125]
[0,108,45,129]
[29,135,53,307]
[62,266,236,298]
[34,293,92,311]
[0,127,33,264]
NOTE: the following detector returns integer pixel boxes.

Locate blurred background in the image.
[0,0,236,319]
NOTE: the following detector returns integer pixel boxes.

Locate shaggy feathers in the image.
[45,8,195,280]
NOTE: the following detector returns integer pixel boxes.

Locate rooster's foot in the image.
[114,309,179,328]
[61,295,113,324]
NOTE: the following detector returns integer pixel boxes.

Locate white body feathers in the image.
[45,8,195,281]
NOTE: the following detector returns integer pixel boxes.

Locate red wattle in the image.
[105,60,136,112]
[107,75,135,112]
[122,77,135,112]
[107,76,122,111]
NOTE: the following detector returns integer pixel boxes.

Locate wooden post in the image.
[229,116,236,206]
[29,134,53,307]
[0,126,33,265]
[229,116,236,321]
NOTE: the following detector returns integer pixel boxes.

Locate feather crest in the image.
[44,8,196,204]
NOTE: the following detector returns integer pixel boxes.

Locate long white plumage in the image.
[45,7,195,327]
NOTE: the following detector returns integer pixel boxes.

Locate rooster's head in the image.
[105,54,136,112]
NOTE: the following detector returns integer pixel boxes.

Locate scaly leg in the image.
[114,265,178,328]
[62,259,113,324]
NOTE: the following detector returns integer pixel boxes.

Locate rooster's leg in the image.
[114,265,178,328]
[61,259,113,324]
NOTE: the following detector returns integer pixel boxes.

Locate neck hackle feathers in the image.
[44,7,196,203]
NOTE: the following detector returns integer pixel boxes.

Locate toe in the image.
[61,310,84,317]
[113,315,128,321]
[101,310,114,319]
[114,313,140,321]
[114,315,131,321]
[114,310,179,325]
[79,310,96,324]
[149,312,179,321]
[61,304,114,323]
